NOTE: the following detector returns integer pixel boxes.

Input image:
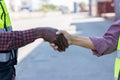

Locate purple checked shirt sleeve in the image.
[90,20,120,57]
[0,29,37,51]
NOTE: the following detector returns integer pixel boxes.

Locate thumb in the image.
[56,30,66,35]
[56,31,61,35]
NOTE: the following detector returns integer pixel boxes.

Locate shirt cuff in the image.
[89,37,108,57]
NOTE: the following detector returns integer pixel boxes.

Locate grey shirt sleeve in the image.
[90,20,120,57]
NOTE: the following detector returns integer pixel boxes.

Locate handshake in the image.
[35,27,70,52]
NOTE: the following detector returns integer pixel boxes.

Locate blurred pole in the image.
[73,2,77,13]
[89,0,92,16]
[114,0,120,20]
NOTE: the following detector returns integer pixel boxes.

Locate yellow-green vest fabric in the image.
[0,0,17,62]
[114,37,120,80]
[0,0,12,28]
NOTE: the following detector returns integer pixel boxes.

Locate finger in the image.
[58,34,66,51]
[50,43,58,49]
[53,46,58,50]
[53,33,69,52]
[50,43,55,47]
[53,31,69,52]
[60,34,69,48]
[57,33,69,51]
[57,37,65,51]
[60,34,68,47]
[51,45,58,51]
[56,34,66,51]
[56,31,61,35]
[56,30,66,35]
[56,40,64,51]
[53,40,62,51]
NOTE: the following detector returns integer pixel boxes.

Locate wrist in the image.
[66,34,73,45]
[33,28,43,38]
[70,36,74,45]
[70,35,78,45]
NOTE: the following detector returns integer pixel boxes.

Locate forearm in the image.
[71,35,95,50]
[0,27,58,51]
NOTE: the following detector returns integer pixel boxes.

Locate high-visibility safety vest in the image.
[114,37,120,80]
[0,0,17,64]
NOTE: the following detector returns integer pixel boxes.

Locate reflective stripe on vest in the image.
[0,0,17,62]
[114,37,120,80]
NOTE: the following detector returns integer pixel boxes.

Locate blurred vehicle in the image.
[59,6,70,14]
[21,6,32,12]
[21,0,32,12]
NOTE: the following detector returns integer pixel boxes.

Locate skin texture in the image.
[35,27,69,51]
[50,30,95,51]
[53,34,68,51]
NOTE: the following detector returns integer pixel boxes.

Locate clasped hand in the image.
[35,27,69,52]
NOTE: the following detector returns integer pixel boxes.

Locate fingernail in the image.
[56,31,60,34]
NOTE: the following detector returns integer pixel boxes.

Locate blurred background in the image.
[4,0,120,80]
[5,0,116,18]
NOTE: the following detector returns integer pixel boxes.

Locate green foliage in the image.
[41,4,58,11]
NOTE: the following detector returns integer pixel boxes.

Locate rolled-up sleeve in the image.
[90,20,120,57]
